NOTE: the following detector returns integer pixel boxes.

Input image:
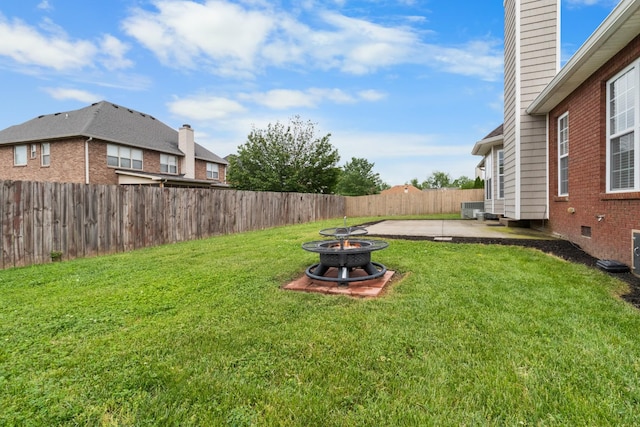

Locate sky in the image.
[0,0,623,186]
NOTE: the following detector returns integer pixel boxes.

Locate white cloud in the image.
[167,95,246,121]
[0,15,96,71]
[37,1,53,11]
[121,0,503,81]
[122,0,274,76]
[0,14,132,73]
[358,89,387,102]
[238,87,387,109]
[99,34,133,70]
[43,87,101,103]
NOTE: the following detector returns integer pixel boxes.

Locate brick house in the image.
[0,101,228,188]
[473,0,640,271]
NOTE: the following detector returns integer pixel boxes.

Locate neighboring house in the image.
[473,0,640,269]
[380,184,423,195]
[0,101,228,188]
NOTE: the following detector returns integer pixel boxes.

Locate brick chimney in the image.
[178,124,195,179]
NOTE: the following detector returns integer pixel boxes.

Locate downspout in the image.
[85,136,93,184]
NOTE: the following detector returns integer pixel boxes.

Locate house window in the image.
[160,154,178,174]
[107,144,143,170]
[41,143,50,166]
[30,144,37,159]
[558,113,569,196]
[497,150,504,199]
[207,163,219,180]
[485,152,493,200]
[14,145,27,166]
[607,64,637,192]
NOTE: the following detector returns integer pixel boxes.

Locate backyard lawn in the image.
[1,217,639,426]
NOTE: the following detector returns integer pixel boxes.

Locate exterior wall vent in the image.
[633,230,640,276]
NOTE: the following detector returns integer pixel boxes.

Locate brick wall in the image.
[2,138,228,186]
[548,34,640,266]
[195,159,226,183]
[0,139,86,183]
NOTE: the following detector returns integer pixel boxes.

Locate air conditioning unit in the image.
[461,201,485,219]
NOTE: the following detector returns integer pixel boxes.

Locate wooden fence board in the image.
[0,180,486,269]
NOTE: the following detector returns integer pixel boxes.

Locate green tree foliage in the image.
[228,116,340,193]
[409,178,423,190]
[335,157,387,196]
[410,172,484,189]
[424,171,452,189]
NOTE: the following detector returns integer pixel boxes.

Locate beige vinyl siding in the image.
[502,0,556,220]
[518,0,556,219]
[503,0,518,219]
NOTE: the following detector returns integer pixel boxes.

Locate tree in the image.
[227,116,340,193]
[409,178,424,190]
[452,176,474,189]
[424,171,452,189]
[335,157,386,196]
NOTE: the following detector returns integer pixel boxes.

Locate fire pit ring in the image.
[302,222,389,286]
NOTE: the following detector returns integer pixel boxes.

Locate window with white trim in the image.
[485,152,493,200]
[497,149,504,199]
[607,63,638,192]
[41,143,50,166]
[107,144,143,170]
[160,154,177,174]
[558,113,569,196]
[206,162,219,180]
[30,144,37,159]
[14,145,27,166]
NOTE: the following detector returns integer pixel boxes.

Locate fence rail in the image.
[345,189,484,217]
[0,180,345,269]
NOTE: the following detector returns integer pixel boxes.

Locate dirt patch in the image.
[366,232,640,310]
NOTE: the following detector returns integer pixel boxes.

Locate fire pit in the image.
[302,221,389,286]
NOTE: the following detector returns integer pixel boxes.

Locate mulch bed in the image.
[367,233,640,310]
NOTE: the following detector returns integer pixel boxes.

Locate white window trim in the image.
[30,144,37,159]
[497,149,504,199]
[160,154,178,174]
[41,142,50,167]
[14,145,27,166]
[107,144,143,170]
[558,112,569,196]
[485,152,493,201]
[606,60,640,193]
[206,162,219,180]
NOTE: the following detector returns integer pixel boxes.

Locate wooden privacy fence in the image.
[345,188,484,217]
[0,180,345,269]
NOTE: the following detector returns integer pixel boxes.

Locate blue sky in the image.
[0,0,621,186]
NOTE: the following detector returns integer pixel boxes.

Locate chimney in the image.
[179,124,195,179]
[502,0,559,220]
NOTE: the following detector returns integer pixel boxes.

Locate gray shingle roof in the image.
[0,101,227,164]
[482,124,503,140]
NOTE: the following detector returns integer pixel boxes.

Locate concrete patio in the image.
[363,219,552,240]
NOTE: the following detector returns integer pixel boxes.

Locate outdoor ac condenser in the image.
[460,202,485,219]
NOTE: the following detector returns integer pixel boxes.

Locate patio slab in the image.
[364,219,551,239]
[283,268,395,297]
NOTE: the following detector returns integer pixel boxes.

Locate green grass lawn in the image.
[1,217,639,426]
